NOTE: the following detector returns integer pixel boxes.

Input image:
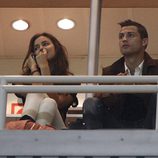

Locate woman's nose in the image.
[39,45,44,51]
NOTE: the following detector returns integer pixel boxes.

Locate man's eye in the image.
[119,34,124,39]
[127,33,135,38]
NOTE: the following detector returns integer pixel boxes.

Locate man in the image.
[83,19,158,129]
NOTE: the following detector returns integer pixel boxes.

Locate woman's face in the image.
[34,36,56,60]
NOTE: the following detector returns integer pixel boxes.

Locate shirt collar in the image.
[124,60,144,75]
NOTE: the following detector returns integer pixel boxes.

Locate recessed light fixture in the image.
[57,18,75,30]
[12,19,29,31]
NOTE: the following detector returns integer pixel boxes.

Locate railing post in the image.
[0,79,7,129]
[88,0,102,75]
[156,85,158,130]
[87,0,102,98]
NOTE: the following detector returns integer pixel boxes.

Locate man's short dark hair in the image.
[118,19,148,39]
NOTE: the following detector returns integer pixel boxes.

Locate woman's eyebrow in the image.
[41,40,49,44]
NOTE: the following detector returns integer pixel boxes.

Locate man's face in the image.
[119,26,147,56]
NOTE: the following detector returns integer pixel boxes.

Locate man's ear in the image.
[142,38,148,47]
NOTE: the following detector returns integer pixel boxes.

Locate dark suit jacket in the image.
[101,52,158,129]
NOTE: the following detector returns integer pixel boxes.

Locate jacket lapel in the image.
[110,57,125,75]
[142,52,157,75]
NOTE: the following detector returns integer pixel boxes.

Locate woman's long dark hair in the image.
[22,32,69,75]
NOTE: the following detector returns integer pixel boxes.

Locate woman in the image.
[7,32,78,130]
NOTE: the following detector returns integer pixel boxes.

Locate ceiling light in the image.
[12,19,29,31]
[57,18,75,30]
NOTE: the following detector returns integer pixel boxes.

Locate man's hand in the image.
[117,70,128,76]
[94,71,128,98]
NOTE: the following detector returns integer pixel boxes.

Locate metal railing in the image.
[0,75,158,157]
[1,75,158,129]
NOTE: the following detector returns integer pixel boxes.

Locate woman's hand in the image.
[26,54,39,74]
[36,49,48,67]
[48,93,73,109]
[36,49,51,75]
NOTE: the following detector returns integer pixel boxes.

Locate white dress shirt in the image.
[124,60,144,76]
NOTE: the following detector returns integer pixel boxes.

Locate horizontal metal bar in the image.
[1,76,158,157]
[2,84,158,93]
[1,75,158,83]
[0,130,158,156]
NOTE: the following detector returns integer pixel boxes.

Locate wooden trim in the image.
[0,0,158,8]
[0,0,91,8]
[102,0,158,8]
[68,109,82,114]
